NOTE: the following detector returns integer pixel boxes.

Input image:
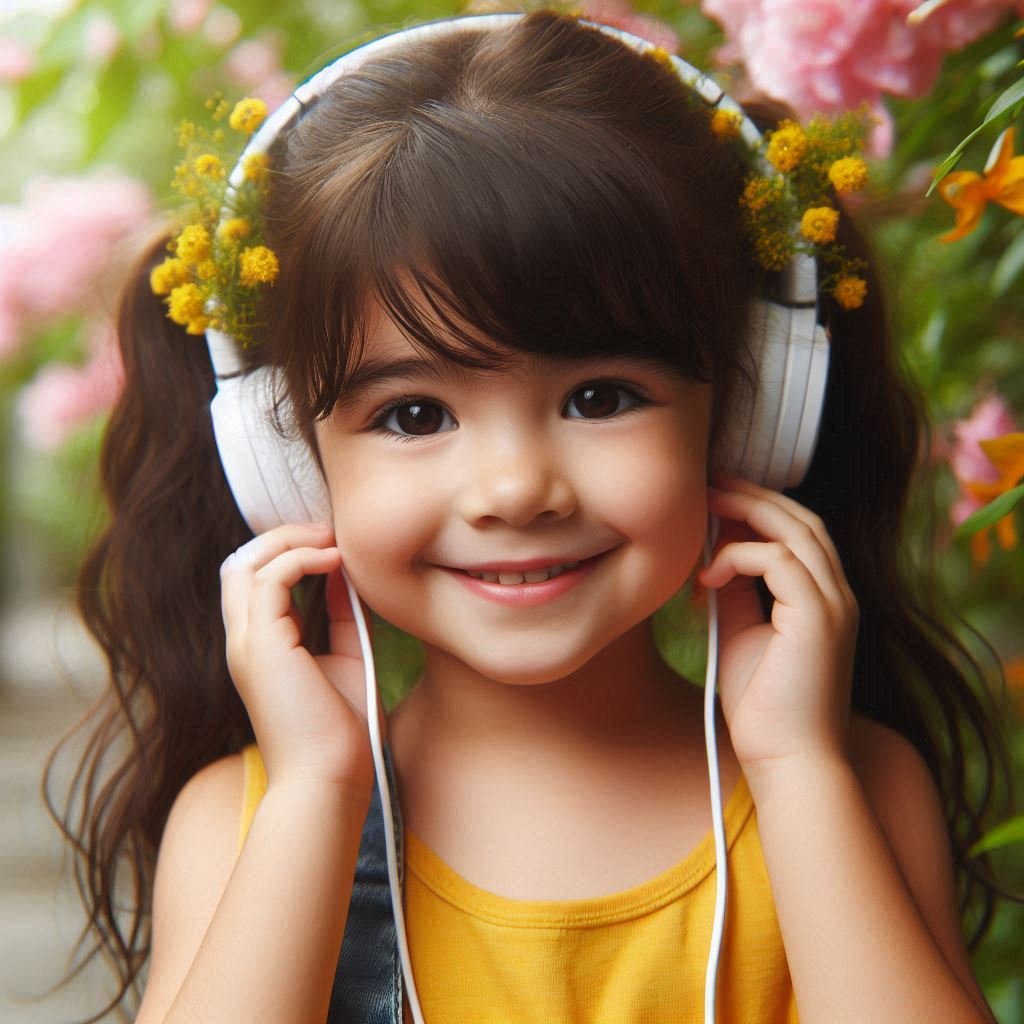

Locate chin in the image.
[454,642,603,688]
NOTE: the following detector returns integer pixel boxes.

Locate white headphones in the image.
[204,14,831,1024]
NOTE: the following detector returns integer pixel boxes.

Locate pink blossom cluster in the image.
[945,393,1018,526]
[702,0,1024,155]
[17,320,124,452]
[1,174,151,449]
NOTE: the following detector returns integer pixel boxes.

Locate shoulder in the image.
[846,715,991,1013]
[136,753,246,1020]
[847,714,951,884]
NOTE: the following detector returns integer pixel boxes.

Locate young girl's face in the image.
[314,294,714,686]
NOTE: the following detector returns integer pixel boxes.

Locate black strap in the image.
[326,746,404,1023]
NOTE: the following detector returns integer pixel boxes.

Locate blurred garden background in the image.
[0,0,1022,1020]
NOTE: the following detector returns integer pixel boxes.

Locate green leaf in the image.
[11,63,66,125]
[983,75,1024,126]
[953,483,1024,539]
[992,228,1024,295]
[969,815,1024,856]
[926,75,1024,195]
[83,51,139,162]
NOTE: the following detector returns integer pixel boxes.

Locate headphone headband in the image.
[206,13,831,534]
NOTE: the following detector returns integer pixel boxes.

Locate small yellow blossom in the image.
[711,109,743,140]
[828,156,868,194]
[206,96,230,121]
[217,217,252,243]
[243,153,270,186]
[177,120,196,147]
[167,283,206,326]
[741,175,785,213]
[754,230,794,271]
[766,121,807,173]
[196,259,219,281]
[149,257,191,296]
[800,206,840,245]
[239,245,279,287]
[175,224,212,264]
[648,46,675,71]
[230,97,268,135]
[185,315,210,336]
[194,153,225,179]
[833,275,867,310]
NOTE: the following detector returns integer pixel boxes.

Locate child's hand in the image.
[220,523,376,798]
[697,477,858,774]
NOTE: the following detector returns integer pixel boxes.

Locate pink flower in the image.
[582,0,681,52]
[203,6,242,48]
[947,393,1018,525]
[0,38,35,83]
[83,12,121,63]
[701,0,1024,156]
[168,0,214,36]
[225,36,282,88]
[17,319,125,451]
[0,174,152,358]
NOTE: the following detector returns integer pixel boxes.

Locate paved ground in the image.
[0,599,122,1023]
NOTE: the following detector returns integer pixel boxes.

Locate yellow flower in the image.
[177,120,196,147]
[149,257,191,296]
[766,121,807,173]
[175,224,212,264]
[230,97,268,135]
[167,283,206,326]
[800,206,840,245]
[754,230,794,271]
[243,153,270,186]
[185,315,210,336]
[711,109,742,140]
[648,46,675,71]
[194,153,225,179]
[217,217,252,243]
[741,175,785,213]
[963,432,1024,565]
[938,127,1024,242]
[828,156,868,194]
[239,245,279,286]
[833,275,867,310]
[196,259,219,281]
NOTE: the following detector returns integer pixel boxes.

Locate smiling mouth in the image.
[462,561,582,585]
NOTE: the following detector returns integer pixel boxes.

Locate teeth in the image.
[464,560,583,584]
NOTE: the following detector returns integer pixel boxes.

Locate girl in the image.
[54,9,1011,1023]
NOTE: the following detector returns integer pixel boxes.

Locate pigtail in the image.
[45,236,253,1019]
[789,213,1013,947]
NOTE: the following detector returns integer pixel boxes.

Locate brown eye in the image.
[380,401,454,437]
[564,383,636,419]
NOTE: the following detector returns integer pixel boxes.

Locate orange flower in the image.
[1004,658,1024,718]
[962,432,1024,565]
[938,127,1024,242]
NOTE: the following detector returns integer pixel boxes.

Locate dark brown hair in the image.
[48,9,1013,1019]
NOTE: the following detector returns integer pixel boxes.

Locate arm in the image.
[745,716,995,1024]
[135,755,369,1024]
[699,477,994,1024]
[137,523,378,1022]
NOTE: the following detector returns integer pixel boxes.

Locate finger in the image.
[700,539,825,616]
[220,523,334,628]
[708,486,848,608]
[248,546,342,629]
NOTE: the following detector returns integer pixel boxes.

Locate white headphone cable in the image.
[343,518,727,1024]
[703,511,728,1024]
[342,568,427,1024]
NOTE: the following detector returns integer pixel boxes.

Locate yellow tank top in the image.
[239,745,797,1023]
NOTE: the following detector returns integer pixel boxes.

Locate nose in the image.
[456,432,577,528]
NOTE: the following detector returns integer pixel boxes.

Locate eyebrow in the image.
[338,356,490,407]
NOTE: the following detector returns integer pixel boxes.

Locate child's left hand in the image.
[697,476,859,773]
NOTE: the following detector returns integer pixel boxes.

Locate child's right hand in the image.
[220,522,376,799]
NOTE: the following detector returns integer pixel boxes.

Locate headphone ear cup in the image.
[711,299,830,491]
[210,367,332,535]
